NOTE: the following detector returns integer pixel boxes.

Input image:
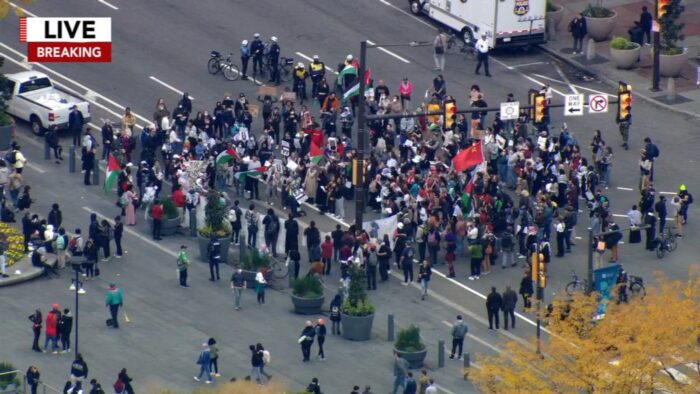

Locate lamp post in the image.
[68,264,85,357]
[353,40,430,227]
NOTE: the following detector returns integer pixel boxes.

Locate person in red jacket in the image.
[151,200,164,241]
[320,235,333,275]
[44,304,61,354]
[171,185,186,209]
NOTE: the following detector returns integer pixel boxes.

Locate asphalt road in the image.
[1,0,699,392]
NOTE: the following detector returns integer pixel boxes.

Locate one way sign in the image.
[564,94,584,116]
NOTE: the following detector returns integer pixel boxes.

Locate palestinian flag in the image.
[216,148,238,166]
[339,64,358,80]
[310,142,324,164]
[104,153,121,194]
[236,166,268,181]
[342,69,373,101]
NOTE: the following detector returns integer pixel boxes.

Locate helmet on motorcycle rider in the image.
[270,36,278,42]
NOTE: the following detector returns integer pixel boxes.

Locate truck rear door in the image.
[494,0,546,48]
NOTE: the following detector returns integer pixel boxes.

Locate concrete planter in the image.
[0,383,19,394]
[610,44,641,69]
[585,11,617,42]
[341,313,374,341]
[394,347,428,369]
[147,215,181,236]
[290,294,325,315]
[197,234,231,264]
[660,50,688,78]
[546,5,564,32]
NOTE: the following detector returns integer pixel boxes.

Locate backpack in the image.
[434,36,444,54]
[4,151,16,165]
[648,144,660,159]
[265,216,279,234]
[68,237,82,255]
[427,232,438,247]
[119,193,129,207]
[687,193,694,204]
[501,233,512,249]
[56,235,67,251]
[113,379,125,393]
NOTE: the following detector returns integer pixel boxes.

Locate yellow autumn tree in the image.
[470,270,700,394]
[0,0,31,19]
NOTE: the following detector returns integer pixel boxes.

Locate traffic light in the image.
[658,0,669,19]
[443,99,457,130]
[538,255,546,288]
[352,159,365,186]
[617,81,632,122]
[528,89,537,120]
[533,93,547,124]
[427,103,441,126]
[530,252,546,288]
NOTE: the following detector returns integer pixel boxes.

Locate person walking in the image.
[640,6,653,45]
[400,240,415,286]
[246,344,264,384]
[299,320,316,362]
[329,294,342,335]
[207,338,220,377]
[262,208,280,257]
[321,235,333,275]
[255,271,266,305]
[105,282,123,329]
[418,260,431,300]
[82,147,95,185]
[176,245,189,288]
[207,236,221,281]
[284,213,299,257]
[655,195,667,235]
[113,216,124,258]
[568,13,587,54]
[29,309,42,352]
[519,272,534,312]
[433,31,447,71]
[68,105,85,147]
[392,351,409,394]
[315,319,326,360]
[150,199,163,240]
[486,287,503,330]
[26,365,40,394]
[502,286,518,330]
[230,268,246,310]
[117,369,134,394]
[88,378,104,394]
[474,33,491,77]
[59,308,73,353]
[44,304,61,354]
[468,241,483,280]
[245,204,259,248]
[69,353,89,391]
[194,343,214,384]
[448,315,468,360]
[404,372,418,394]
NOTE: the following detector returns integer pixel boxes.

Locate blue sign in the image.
[594,264,621,316]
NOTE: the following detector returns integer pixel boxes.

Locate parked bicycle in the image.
[268,254,289,280]
[628,275,646,298]
[255,54,294,83]
[656,227,678,259]
[445,31,476,60]
[565,269,588,295]
[207,50,240,81]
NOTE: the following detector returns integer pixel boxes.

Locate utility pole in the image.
[353,40,367,228]
[652,0,662,91]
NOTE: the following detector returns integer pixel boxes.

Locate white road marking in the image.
[575,236,583,240]
[617,187,634,191]
[82,206,178,258]
[509,61,547,68]
[532,73,611,95]
[612,214,627,218]
[376,0,437,30]
[98,0,119,10]
[295,52,339,75]
[491,57,567,98]
[435,384,458,394]
[441,320,502,353]
[148,76,194,99]
[553,62,578,94]
[366,40,411,64]
[26,162,46,173]
[659,191,677,195]
[9,1,37,17]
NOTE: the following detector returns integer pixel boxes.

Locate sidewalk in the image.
[541,0,700,117]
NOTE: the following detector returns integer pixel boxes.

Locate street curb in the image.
[537,44,700,119]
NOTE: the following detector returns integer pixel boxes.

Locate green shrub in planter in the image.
[292,275,323,298]
[395,325,426,353]
[582,2,613,18]
[610,37,637,50]
[197,192,231,238]
[659,0,685,55]
[241,249,270,271]
[341,265,375,316]
[161,197,179,220]
[0,362,20,390]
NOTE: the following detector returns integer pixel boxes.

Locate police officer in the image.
[268,36,281,85]
[474,33,491,77]
[208,236,221,281]
[293,63,309,104]
[250,33,265,78]
[240,39,251,80]
[308,55,325,100]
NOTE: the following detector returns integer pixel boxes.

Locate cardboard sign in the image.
[282,92,296,102]
[258,86,277,96]
[248,104,259,118]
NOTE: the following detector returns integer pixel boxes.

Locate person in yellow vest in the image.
[293,63,309,104]
[308,55,325,101]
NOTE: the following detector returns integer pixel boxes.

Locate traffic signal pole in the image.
[652,0,662,91]
[354,40,367,228]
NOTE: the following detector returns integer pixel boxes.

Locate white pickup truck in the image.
[3,71,91,135]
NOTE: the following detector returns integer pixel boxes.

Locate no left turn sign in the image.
[588,94,609,113]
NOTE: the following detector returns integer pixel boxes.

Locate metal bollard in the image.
[92,159,99,185]
[44,138,50,160]
[438,339,445,368]
[463,352,471,380]
[388,313,395,342]
[69,146,76,173]
[189,209,197,237]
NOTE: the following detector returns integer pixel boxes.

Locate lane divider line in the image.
[98,0,119,10]
[366,40,411,64]
[149,76,195,99]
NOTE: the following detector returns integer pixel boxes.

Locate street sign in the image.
[588,94,609,113]
[564,94,584,116]
[500,101,520,120]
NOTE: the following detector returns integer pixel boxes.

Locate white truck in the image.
[408,0,546,49]
[3,71,91,135]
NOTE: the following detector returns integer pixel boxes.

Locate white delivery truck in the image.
[408,0,546,49]
[3,71,91,136]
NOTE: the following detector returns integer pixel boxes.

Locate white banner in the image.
[363,214,399,248]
